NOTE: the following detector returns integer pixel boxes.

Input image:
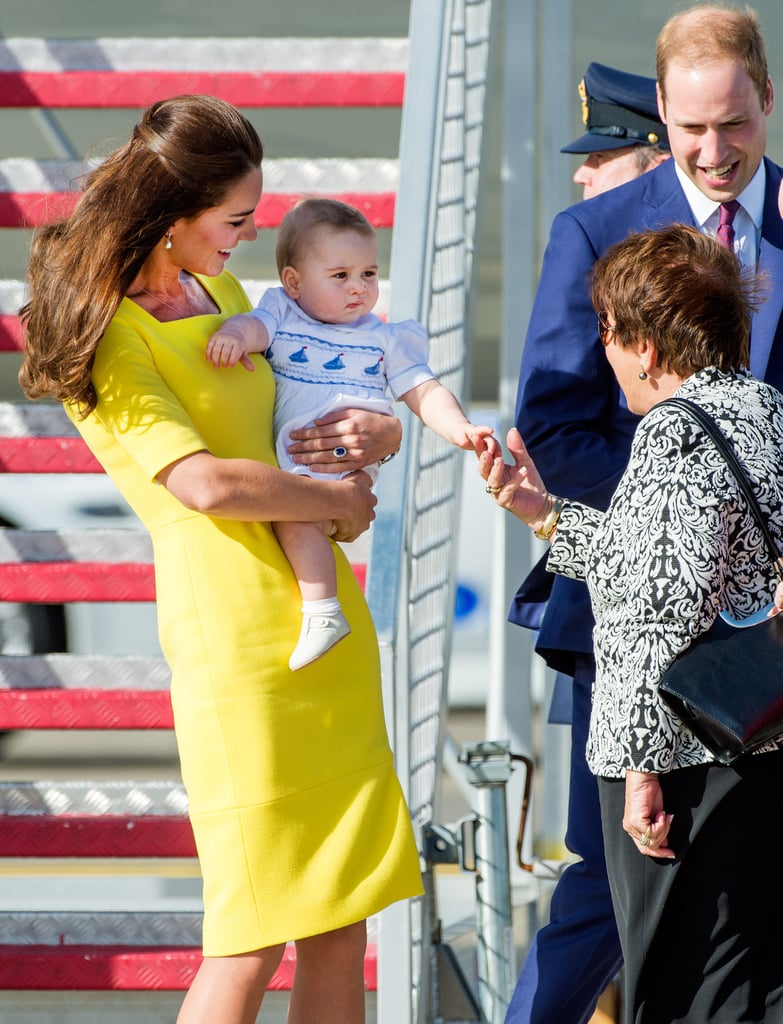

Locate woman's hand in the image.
[768,580,783,617]
[287,409,402,474]
[330,471,377,543]
[623,770,675,859]
[477,427,551,528]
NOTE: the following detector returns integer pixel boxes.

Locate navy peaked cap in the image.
[561,62,669,154]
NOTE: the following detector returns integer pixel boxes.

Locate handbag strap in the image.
[662,396,783,582]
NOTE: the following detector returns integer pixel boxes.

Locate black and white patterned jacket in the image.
[547,367,783,777]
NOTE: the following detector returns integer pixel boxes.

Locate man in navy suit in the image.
[544,65,670,731]
[506,5,783,1023]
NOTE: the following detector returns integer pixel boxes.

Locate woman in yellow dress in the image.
[19,94,422,1024]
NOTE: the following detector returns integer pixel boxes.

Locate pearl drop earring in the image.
[164,233,173,250]
[639,368,648,380]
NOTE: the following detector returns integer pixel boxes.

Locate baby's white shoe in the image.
[289,610,351,671]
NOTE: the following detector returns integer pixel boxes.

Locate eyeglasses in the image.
[597,311,617,347]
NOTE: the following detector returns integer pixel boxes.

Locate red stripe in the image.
[350,561,367,592]
[0,437,103,473]
[259,192,395,229]
[0,314,23,352]
[0,562,156,602]
[0,560,365,599]
[0,191,395,229]
[0,689,174,729]
[0,943,377,991]
[0,70,405,108]
[0,817,196,858]
[0,945,202,991]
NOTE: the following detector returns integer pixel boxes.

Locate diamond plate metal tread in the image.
[0,403,74,437]
[0,781,192,857]
[0,529,364,604]
[0,688,173,730]
[0,939,377,992]
[0,560,363,604]
[0,36,409,75]
[0,913,378,992]
[0,437,101,473]
[0,529,152,563]
[0,814,193,858]
[0,780,186,814]
[0,911,202,946]
[2,158,400,195]
[0,946,203,993]
[0,654,174,728]
[0,160,398,232]
[0,562,155,603]
[0,37,408,128]
[0,655,170,689]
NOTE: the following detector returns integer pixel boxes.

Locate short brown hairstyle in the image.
[275,198,375,276]
[591,224,760,376]
[656,3,769,108]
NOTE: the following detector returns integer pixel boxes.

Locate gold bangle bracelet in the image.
[534,496,563,542]
[378,449,399,465]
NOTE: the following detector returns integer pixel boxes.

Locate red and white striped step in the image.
[0,911,378,992]
[0,36,406,108]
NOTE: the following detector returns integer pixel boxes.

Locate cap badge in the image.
[578,77,589,125]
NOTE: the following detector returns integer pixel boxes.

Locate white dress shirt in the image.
[674,160,765,268]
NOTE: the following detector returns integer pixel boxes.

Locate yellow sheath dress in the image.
[67,270,423,956]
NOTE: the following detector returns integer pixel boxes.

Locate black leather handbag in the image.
[657,397,783,766]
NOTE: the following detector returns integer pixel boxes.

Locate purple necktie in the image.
[716,200,740,250]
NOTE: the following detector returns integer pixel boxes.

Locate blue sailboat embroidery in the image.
[364,356,384,376]
[323,352,345,371]
[289,346,309,363]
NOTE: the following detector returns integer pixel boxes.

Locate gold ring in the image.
[638,827,653,847]
[485,485,502,494]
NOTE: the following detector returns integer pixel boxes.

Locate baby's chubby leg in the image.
[273,520,351,670]
[274,519,338,602]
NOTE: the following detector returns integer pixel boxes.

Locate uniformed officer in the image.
[563,62,670,199]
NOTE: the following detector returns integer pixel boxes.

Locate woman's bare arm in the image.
[157,450,377,542]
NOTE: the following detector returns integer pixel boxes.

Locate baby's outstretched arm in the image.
[464,424,501,459]
[402,379,500,458]
[207,313,269,372]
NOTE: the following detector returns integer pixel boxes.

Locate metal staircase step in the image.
[0,911,378,992]
[0,780,193,857]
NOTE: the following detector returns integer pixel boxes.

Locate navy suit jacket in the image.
[510,156,783,675]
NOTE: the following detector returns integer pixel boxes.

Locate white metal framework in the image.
[369,1,497,1020]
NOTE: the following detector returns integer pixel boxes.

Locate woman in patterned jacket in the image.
[481,224,783,1023]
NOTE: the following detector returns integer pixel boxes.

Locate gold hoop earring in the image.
[164,233,173,250]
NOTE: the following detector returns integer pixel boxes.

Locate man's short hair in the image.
[657,3,768,108]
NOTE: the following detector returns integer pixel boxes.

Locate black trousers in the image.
[599,748,783,1023]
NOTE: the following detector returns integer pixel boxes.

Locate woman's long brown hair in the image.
[19,94,263,415]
